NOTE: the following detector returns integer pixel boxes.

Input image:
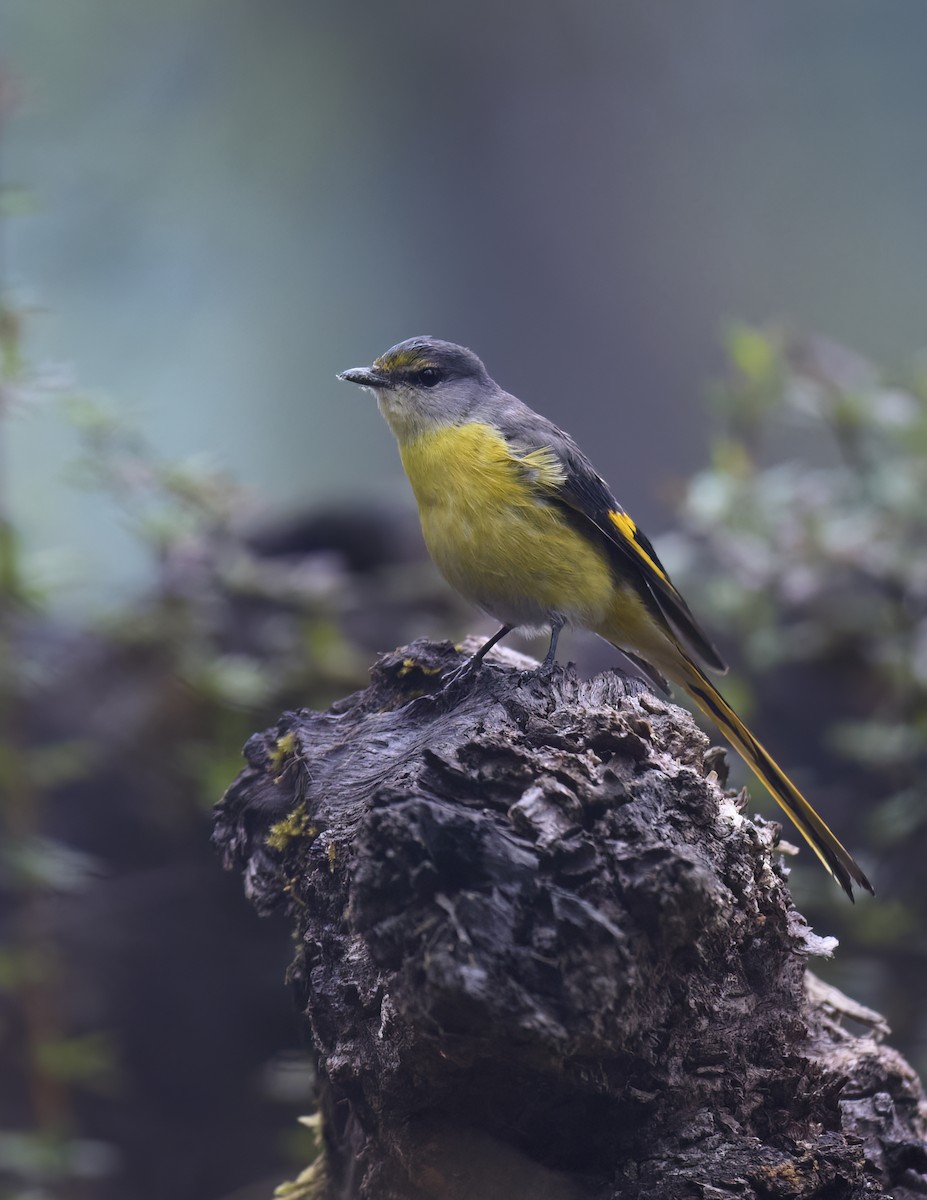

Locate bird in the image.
[338,336,873,900]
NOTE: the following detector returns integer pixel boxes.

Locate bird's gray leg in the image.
[472,624,513,666]
[441,624,513,687]
[537,615,565,674]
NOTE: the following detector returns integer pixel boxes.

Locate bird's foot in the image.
[439,655,485,692]
[519,658,559,684]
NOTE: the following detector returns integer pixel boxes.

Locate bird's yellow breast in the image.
[398,422,617,627]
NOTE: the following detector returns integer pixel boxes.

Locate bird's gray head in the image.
[338,337,497,441]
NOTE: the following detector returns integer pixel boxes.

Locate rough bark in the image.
[214,638,927,1200]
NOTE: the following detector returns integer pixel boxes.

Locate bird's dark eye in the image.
[418,367,441,387]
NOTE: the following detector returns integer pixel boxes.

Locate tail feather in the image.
[669,655,873,901]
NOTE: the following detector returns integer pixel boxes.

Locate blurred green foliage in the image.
[669,324,927,1074]
[0,276,459,1197]
[0,297,306,1197]
[1,292,112,1196]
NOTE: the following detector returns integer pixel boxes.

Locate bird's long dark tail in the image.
[667,653,873,900]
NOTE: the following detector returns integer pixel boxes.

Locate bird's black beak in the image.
[337,366,391,389]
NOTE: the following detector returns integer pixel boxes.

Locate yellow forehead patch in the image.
[375,348,430,373]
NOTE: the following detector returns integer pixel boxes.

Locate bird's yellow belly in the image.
[399,423,617,629]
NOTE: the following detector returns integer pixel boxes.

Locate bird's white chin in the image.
[377,391,436,442]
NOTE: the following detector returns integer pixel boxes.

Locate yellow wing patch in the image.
[607,510,668,581]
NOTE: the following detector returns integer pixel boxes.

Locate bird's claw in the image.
[439,656,484,692]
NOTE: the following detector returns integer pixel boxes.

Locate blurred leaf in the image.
[0,1130,67,1178]
[0,946,46,992]
[710,437,755,481]
[188,654,276,708]
[60,394,129,437]
[850,899,920,948]
[0,1130,118,1181]
[260,1052,316,1106]
[726,322,778,386]
[869,788,927,847]
[35,1034,117,1090]
[0,520,27,605]
[0,836,102,893]
[25,741,94,790]
[827,721,924,768]
[0,302,24,381]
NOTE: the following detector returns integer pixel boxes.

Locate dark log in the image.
[213,638,927,1200]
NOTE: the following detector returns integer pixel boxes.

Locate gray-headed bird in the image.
[339,336,873,900]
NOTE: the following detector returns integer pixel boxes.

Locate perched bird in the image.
[338,337,873,900]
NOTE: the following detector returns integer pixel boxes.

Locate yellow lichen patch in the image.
[269,730,298,774]
[327,841,337,874]
[751,1160,813,1192]
[273,1160,324,1199]
[266,803,319,852]
[273,1111,326,1198]
[398,657,443,678]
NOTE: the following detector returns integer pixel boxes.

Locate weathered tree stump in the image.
[213,639,927,1200]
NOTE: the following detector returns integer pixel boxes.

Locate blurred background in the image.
[2,2,927,1197]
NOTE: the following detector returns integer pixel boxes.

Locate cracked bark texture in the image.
[214,639,927,1200]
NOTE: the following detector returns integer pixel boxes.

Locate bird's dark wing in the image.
[503,411,727,674]
[558,458,726,672]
